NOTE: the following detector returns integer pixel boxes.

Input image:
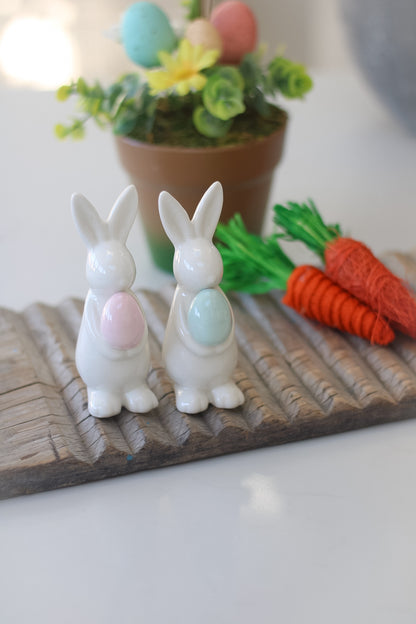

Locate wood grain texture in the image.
[1,251,416,499]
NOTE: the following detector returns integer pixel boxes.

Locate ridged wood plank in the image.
[1,250,416,499]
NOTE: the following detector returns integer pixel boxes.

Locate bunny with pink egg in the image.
[72,185,158,418]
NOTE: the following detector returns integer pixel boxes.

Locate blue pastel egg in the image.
[121,2,177,68]
[188,288,232,346]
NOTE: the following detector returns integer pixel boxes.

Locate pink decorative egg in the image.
[210,0,257,64]
[101,292,145,350]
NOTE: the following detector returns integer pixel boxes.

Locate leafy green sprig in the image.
[240,52,313,118]
[193,65,245,137]
[55,74,156,140]
[56,50,312,143]
[267,57,314,99]
[216,214,295,293]
[182,0,202,20]
[273,200,341,262]
[195,52,313,136]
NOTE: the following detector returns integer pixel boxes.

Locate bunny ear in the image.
[192,181,223,241]
[158,190,193,247]
[71,193,107,248]
[107,185,138,243]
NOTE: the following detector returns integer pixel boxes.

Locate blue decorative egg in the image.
[188,288,232,346]
[121,2,177,68]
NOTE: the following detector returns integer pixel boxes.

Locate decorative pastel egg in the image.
[121,2,177,68]
[188,288,232,346]
[210,0,257,64]
[185,18,222,54]
[101,292,146,350]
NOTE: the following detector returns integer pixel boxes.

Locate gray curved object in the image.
[339,0,416,135]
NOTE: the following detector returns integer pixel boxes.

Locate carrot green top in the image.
[273,200,342,262]
[216,214,295,293]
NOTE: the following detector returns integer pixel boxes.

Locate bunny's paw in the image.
[124,386,158,413]
[209,382,244,409]
[175,387,209,414]
[88,390,122,418]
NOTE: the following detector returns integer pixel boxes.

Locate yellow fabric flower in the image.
[146,39,220,96]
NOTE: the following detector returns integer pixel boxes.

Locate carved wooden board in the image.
[2,251,416,499]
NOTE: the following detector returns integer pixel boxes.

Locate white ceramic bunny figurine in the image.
[72,185,158,418]
[158,181,244,414]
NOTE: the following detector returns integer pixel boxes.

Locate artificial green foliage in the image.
[202,72,245,121]
[239,53,265,93]
[56,85,72,101]
[249,87,271,117]
[182,0,201,20]
[216,214,295,294]
[54,73,156,140]
[273,200,342,261]
[208,65,245,90]
[193,105,232,137]
[268,57,313,99]
[54,120,85,140]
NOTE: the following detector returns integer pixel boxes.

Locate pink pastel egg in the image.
[210,0,257,64]
[101,292,145,350]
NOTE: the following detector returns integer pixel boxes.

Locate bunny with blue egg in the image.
[72,185,158,418]
[158,181,245,414]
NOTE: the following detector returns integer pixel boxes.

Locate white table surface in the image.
[2,69,416,624]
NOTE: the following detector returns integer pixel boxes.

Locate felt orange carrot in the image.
[283,265,394,345]
[216,214,395,345]
[274,200,416,338]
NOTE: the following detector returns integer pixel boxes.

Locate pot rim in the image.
[115,111,289,156]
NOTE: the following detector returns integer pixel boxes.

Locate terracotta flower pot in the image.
[115,117,288,272]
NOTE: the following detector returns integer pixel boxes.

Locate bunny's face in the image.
[72,185,139,295]
[86,240,136,292]
[159,181,225,291]
[174,237,223,292]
